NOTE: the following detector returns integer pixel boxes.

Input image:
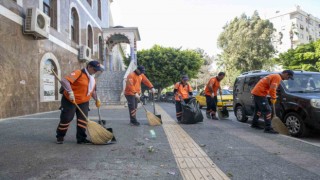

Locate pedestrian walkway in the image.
[158,105,230,180]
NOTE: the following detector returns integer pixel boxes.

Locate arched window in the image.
[88,25,93,53]
[43,0,57,29]
[98,0,101,20]
[71,8,79,44]
[87,0,92,6]
[43,59,57,101]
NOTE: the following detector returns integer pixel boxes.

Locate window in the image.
[87,0,92,6]
[43,59,57,101]
[71,8,79,44]
[98,0,101,19]
[243,76,261,92]
[99,36,103,61]
[43,0,57,29]
[87,25,93,53]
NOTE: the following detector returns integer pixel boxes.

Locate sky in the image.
[111,0,320,56]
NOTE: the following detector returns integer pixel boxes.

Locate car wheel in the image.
[285,112,309,137]
[235,105,248,122]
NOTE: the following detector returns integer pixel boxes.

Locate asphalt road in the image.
[1,102,320,180]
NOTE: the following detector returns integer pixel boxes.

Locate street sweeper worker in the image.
[250,70,294,134]
[56,60,104,144]
[204,72,225,120]
[124,65,155,126]
[173,75,193,122]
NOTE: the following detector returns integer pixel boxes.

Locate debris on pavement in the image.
[167,171,176,175]
[199,144,206,147]
[148,146,155,152]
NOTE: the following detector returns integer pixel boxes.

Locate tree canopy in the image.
[273,39,320,71]
[217,11,276,85]
[125,45,204,92]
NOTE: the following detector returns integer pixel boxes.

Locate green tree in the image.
[217,11,275,85]
[125,45,204,93]
[274,39,320,71]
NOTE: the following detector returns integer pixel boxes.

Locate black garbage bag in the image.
[180,97,204,124]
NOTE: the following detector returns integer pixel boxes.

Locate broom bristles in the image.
[272,116,289,135]
[87,120,113,144]
[146,111,162,126]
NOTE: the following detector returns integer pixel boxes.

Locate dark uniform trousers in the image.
[206,95,217,117]
[175,101,183,121]
[252,95,272,130]
[56,96,89,141]
[125,95,139,123]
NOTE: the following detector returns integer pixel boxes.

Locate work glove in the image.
[211,93,215,98]
[135,93,141,100]
[68,91,75,103]
[151,88,156,94]
[95,99,101,108]
[270,98,277,104]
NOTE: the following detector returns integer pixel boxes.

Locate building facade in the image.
[268,5,320,54]
[0,0,113,118]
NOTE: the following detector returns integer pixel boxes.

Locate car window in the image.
[222,89,232,95]
[243,76,261,92]
[234,77,245,93]
[283,74,320,92]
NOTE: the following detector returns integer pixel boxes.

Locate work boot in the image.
[77,139,92,144]
[56,137,64,144]
[130,121,140,126]
[211,115,219,120]
[251,124,264,130]
[206,113,211,119]
[264,128,279,134]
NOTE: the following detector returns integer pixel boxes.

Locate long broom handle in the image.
[152,93,156,114]
[51,70,90,122]
[272,103,276,118]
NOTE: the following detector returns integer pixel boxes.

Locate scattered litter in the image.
[155,172,160,176]
[136,142,145,146]
[167,171,176,175]
[227,146,233,149]
[160,164,165,167]
[148,146,155,152]
[145,138,150,141]
[199,144,206,147]
[150,129,156,138]
[226,172,233,177]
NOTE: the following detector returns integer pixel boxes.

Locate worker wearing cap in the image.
[251,70,294,133]
[173,75,193,122]
[204,72,225,120]
[56,60,104,144]
[124,65,155,126]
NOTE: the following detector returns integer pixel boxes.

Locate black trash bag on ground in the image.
[180,97,204,124]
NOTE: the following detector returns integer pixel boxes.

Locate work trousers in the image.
[175,99,190,122]
[206,95,217,117]
[252,95,272,130]
[125,95,139,123]
[56,96,89,141]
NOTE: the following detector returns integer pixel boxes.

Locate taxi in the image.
[195,89,233,110]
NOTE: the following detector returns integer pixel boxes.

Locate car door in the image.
[242,76,262,115]
[233,77,245,108]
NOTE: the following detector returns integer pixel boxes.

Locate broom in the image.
[51,70,113,144]
[271,103,289,135]
[139,100,161,126]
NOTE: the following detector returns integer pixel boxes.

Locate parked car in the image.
[195,89,233,110]
[164,92,175,103]
[233,70,320,137]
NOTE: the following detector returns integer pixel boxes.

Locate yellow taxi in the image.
[195,89,233,110]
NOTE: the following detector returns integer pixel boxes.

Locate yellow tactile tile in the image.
[156,105,230,180]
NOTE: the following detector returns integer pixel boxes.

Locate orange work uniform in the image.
[174,82,192,101]
[63,69,94,104]
[204,77,220,96]
[124,72,153,95]
[251,74,282,99]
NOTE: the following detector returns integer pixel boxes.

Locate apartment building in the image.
[268,5,320,54]
[0,0,113,118]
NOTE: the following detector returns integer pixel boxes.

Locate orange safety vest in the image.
[204,77,220,96]
[63,69,95,104]
[251,74,282,99]
[174,82,192,101]
[124,71,153,96]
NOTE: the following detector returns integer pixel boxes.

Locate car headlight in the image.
[310,99,320,108]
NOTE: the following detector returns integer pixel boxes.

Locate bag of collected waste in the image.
[180,97,203,124]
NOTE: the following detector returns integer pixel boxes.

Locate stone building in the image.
[268,5,320,54]
[0,0,140,119]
